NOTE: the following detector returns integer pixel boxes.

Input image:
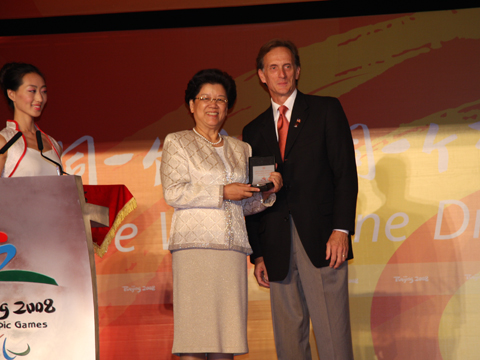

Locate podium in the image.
[0,176,108,360]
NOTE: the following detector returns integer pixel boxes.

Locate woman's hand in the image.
[224,183,260,201]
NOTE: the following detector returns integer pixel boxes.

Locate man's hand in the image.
[325,230,349,269]
[254,257,270,288]
[262,171,283,201]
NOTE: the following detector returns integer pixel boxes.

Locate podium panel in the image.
[0,176,98,360]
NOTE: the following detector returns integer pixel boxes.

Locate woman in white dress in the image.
[161,69,282,360]
[0,62,62,177]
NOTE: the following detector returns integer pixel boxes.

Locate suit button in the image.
[284,217,289,222]
[284,158,288,162]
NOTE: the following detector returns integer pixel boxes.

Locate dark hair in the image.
[0,62,45,109]
[256,39,301,71]
[185,69,237,110]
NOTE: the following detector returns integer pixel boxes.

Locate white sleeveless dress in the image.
[10,148,60,177]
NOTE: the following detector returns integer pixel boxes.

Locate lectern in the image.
[0,176,108,360]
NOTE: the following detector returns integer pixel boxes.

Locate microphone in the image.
[36,130,67,175]
[0,131,23,154]
[35,130,44,151]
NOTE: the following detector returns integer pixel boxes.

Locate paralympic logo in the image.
[1,336,30,360]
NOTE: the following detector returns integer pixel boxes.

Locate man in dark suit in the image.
[242,39,358,360]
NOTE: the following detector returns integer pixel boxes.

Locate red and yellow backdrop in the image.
[1,6,479,360]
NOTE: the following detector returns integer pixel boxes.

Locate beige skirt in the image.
[172,249,248,355]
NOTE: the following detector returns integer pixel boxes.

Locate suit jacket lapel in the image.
[285,91,308,159]
[260,106,283,163]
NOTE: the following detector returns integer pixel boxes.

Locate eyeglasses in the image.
[195,96,228,105]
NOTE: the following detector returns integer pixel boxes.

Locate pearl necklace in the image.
[193,127,222,145]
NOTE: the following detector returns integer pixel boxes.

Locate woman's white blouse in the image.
[160,130,275,254]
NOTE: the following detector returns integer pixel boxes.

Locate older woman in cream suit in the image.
[161,69,282,360]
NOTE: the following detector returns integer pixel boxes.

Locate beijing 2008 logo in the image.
[0,231,58,359]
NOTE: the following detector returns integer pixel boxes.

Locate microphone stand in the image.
[36,130,68,175]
